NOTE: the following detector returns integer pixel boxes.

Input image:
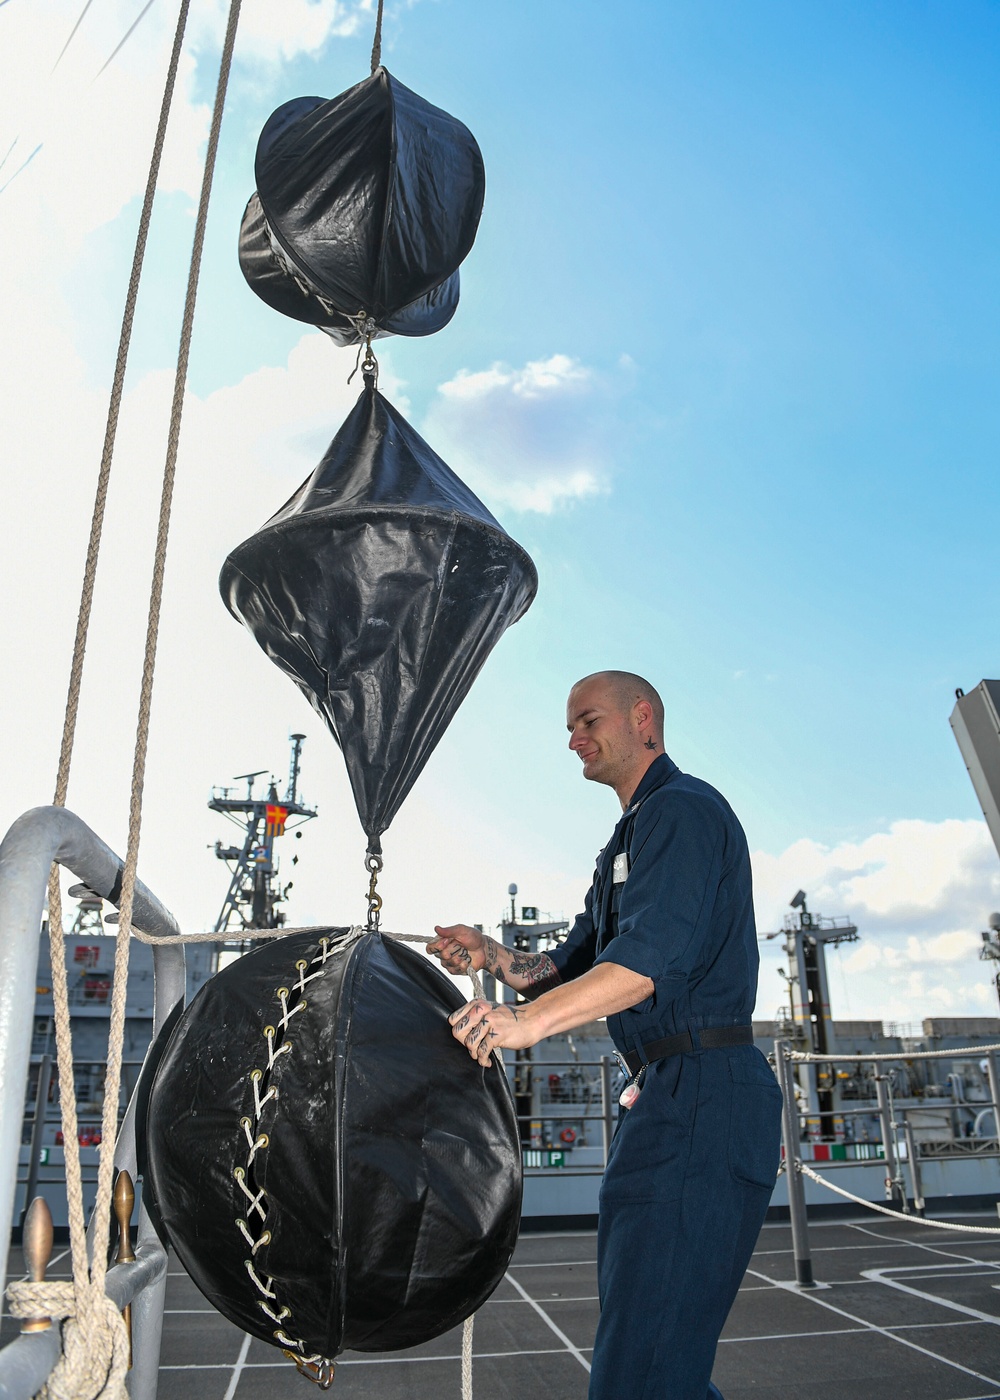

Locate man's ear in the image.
[634,700,653,731]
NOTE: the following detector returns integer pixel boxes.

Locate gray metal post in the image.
[0,807,187,1400]
[902,1117,925,1217]
[985,1052,1000,1143]
[21,1055,52,1222]
[774,1039,814,1287]
[600,1056,614,1167]
[0,806,183,1349]
[875,1074,905,1210]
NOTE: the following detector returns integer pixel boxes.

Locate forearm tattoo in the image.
[482,936,561,1000]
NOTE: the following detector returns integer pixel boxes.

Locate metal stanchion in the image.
[875,1073,906,1211]
[902,1117,925,1216]
[21,1054,52,1226]
[985,1052,1000,1143]
[774,1040,814,1287]
[599,1056,614,1167]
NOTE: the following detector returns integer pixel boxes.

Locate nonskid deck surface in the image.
[5,1215,1000,1399]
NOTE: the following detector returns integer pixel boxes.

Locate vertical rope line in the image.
[44,874,90,1297]
[90,0,244,1292]
[369,0,384,72]
[53,0,191,811]
[44,0,193,1306]
[461,1314,474,1400]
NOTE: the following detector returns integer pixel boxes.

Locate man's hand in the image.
[448,998,538,1065]
[427,924,486,976]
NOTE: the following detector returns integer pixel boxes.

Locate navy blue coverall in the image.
[549,754,782,1400]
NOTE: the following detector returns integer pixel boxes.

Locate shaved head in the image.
[566,671,666,806]
[574,671,664,733]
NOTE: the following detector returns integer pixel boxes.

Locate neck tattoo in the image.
[644,737,657,750]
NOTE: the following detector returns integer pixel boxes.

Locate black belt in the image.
[619,1024,753,1078]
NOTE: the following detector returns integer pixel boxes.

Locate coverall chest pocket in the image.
[727,1053,783,1190]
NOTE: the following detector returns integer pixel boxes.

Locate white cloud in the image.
[0,0,386,251]
[423,354,614,514]
[752,819,1000,1025]
[1,5,210,251]
[192,0,373,64]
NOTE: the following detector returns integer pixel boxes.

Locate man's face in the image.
[565,678,634,787]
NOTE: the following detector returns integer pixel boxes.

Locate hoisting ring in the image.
[347,311,379,387]
[365,852,384,931]
[284,1352,336,1389]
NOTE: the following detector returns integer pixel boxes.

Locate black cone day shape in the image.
[143,930,522,1359]
[220,382,538,853]
[239,70,485,344]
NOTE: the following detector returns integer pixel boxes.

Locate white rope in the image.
[797,1161,1000,1234]
[462,1314,474,1400]
[790,1044,1000,1063]
[91,0,243,1294]
[5,1283,130,1400]
[15,4,244,1395]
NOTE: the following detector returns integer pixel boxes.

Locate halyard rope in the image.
[90,0,243,1301]
[796,1161,1000,1234]
[370,0,384,73]
[15,4,244,1396]
[50,0,192,814]
[38,0,196,1389]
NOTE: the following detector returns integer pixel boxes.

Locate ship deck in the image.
[5,1210,1000,1399]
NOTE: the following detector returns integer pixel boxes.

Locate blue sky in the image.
[2,0,999,1024]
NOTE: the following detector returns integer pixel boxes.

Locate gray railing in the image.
[0,806,187,1400]
[774,1037,1000,1289]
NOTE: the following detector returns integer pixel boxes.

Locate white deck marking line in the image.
[504,1271,592,1373]
[515,1230,598,1240]
[887,1269,1000,1283]
[862,1267,1000,1326]
[160,1288,607,1310]
[221,1330,251,1400]
[721,1325,866,1343]
[509,1259,596,1269]
[754,1241,921,1256]
[158,1346,595,1369]
[848,1221,1000,1271]
[494,1295,601,1304]
[756,1213,1000,1238]
[744,1268,1000,1389]
[720,1319,984,1344]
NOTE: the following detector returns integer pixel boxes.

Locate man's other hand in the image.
[448,998,536,1065]
[427,923,487,975]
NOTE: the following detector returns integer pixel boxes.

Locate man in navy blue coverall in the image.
[428,671,782,1400]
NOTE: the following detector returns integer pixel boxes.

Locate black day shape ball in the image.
[144,930,521,1368]
[239,70,485,345]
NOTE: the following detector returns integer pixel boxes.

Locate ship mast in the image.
[209,734,317,935]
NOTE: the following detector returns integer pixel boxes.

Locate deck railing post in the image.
[875,1073,906,1210]
[599,1056,614,1167]
[902,1116,925,1217]
[774,1039,814,1287]
[21,1053,53,1225]
[985,1052,1000,1144]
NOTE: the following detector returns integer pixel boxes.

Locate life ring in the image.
[559,1127,576,1145]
